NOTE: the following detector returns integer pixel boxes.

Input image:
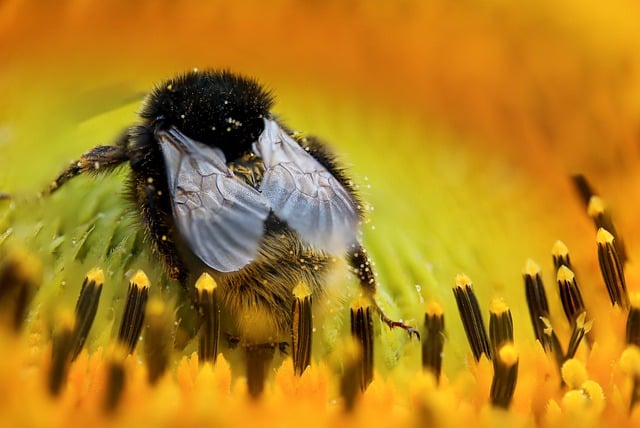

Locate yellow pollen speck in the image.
[523,258,540,275]
[351,297,370,311]
[293,282,311,299]
[556,265,575,283]
[490,298,509,315]
[166,84,173,90]
[93,162,100,169]
[587,195,606,217]
[147,177,154,184]
[596,227,614,244]
[454,273,472,289]
[130,270,150,289]
[552,240,569,257]
[196,272,217,292]
[161,235,167,241]
[498,344,518,366]
[86,267,105,285]
[426,300,443,316]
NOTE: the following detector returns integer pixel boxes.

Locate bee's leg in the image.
[140,181,188,285]
[136,165,195,349]
[43,132,130,196]
[348,243,420,340]
[245,343,275,398]
[135,159,198,347]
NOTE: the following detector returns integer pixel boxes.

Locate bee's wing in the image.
[254,119,360,253]
[158,127,270,272]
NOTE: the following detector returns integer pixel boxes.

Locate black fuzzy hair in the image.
[141,69,274,160]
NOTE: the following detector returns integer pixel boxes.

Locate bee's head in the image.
[142,70,273,161]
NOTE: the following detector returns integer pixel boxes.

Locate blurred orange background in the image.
[3,0,640,172]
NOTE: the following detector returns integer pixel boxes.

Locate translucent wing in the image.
[253,119,360,253]
[158,127,270,272]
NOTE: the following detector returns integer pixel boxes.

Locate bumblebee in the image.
[47,70,417,395]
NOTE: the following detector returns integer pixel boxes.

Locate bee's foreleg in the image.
[43,132,131,196]
[348,243,420,340]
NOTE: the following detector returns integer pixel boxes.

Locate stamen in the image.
[340,338,364,412]
[350,300,374,391]
[422,301,445,382]
[523,259,552,352]
[490,344,519,409]
[540,317,566,371]
[551,240,572,272]
[245,344,275,399]
[104,346,127,413]
[632,379,640,414]
[70,267,103,360]
[571,174,596,207]
[596,228,630,309]
[196,273,220,363]
[489,298,513,359]
[565,312,593,360]
[48,310,75,395]
[117,270,150,353]
[291,282,312,376]
[144,298,172,384]
[453,274,492,361]
[0,248,41,331]
[590,196,627,264]
[626,292,640,346]
[556,266,586,325]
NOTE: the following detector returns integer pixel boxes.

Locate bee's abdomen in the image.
[216,229,334,345]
